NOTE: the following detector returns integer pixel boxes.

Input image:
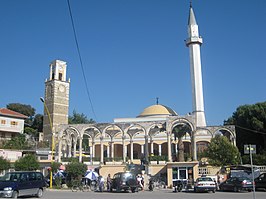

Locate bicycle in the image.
[71,180,84,192]
[152,177,166,190]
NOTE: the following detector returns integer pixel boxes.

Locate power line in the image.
[67,0,98,121]
[235,125,266,135]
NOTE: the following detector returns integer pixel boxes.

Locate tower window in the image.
[59,73,63,81]
[52,73,55,80]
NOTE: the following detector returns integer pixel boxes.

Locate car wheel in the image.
[36,188,43,198]
[12,191,18,199]
[233,186,239,192]
[116,186,121,193]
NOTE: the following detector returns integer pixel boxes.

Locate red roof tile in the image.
[0,108,28,119]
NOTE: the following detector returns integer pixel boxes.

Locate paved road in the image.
[43,189,266,199]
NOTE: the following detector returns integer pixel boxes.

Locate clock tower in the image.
[43,60,70,143]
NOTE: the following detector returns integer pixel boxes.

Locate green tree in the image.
[0,157,10,172]
[68,110,95,124]
[173,124,191,162]
[14,154,40,171]
[7,103,34,126]
[31,114,43,132]
[224,102,266,154]
[205,135,241,166]
[65,160,87,181]
[3,134,30,150]
[51,162,61,174]
[24,127,38,137]
[7,103,35,117]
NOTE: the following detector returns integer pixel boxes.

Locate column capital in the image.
[122,135,126,140]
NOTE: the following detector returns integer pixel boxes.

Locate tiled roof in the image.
[0,108,28,119]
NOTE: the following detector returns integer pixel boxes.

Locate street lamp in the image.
[40,97,54,189]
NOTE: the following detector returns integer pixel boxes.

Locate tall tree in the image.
[205,135,241,166]
[0,157,10,172]
[173,124,191,162]
[7,103,35,126]
[32,114,43,132]
[14,154,40,171]
[224,102,266,154]
[68,110,95,124]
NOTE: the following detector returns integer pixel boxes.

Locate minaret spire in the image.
[185,4,206,127]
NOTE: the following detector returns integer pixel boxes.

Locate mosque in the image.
[42,4,235,186]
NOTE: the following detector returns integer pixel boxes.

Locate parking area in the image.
[43,188,266,199]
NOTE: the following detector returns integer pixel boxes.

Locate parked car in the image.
[0,171,46,198]
[219,177,253,192]
[255,173,266,191]
[194,177,216,193]
[110,172,139,193]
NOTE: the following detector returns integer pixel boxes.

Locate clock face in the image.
[59,85,65,93]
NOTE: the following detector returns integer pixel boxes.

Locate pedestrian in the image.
[137,175,143,191]
[98,175,104,192]
[107,174,111,192]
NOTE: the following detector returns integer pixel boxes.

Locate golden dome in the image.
[138,104,177,117]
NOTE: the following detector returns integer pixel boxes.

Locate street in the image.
[43,189,266,199]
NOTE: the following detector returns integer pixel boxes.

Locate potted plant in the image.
[149,155,158,164]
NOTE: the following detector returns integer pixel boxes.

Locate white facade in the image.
[0,108,27,141]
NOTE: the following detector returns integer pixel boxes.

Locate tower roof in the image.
[188,5,197,25]
[137,104,177,118]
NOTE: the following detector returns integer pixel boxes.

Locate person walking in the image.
[137,175,143,191]
[107,174,111,192]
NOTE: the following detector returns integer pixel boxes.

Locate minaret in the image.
[43,60,70,143]
[185,4,206,127]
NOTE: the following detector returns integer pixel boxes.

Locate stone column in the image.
[92,141,95,158]
[68,143,72,158]
[79,138,83,162]
[130,140,134,163]
[158,144,162,156]
[191,131,197,161]
[111,142,114,159]
[73,142,77,157]
[58,139,62,162]
[122,136,126,163]
[107,142,110,158]
[125,145,128,162]
[167,132,172,162]
[100,136,104,163]
[144,135,149,163]
[150,139,154,154]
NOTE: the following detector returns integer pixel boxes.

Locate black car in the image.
[110,172,139,193]
[0,171,46,198]
[255,173,266,191]
[219,177,253,192]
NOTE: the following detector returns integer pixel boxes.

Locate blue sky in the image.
[0,0,265,125]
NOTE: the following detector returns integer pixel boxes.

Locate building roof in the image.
[0,108,28,119]
[137,104,177,118]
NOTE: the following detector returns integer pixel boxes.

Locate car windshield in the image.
[198,177,213,182]
[121,173,134,180]
[0,173,21,182]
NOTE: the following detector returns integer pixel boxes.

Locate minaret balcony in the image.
[185,37,203,46]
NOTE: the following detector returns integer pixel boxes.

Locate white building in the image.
[0,108,28,142]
